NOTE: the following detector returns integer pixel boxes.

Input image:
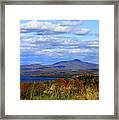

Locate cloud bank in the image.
[20,20,99,65]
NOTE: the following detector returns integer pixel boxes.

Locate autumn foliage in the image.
[20,74,99,100]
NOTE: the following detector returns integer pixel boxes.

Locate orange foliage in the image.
[58,78,69,88]
[21,84,29,91]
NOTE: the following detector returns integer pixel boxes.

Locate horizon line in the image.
[20,59,99,66]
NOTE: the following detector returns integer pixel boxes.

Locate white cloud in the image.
[20,33,99,55]
[61,39,78,45]
[20,29,28,32]
[21,20,92,36]
[21,35,79,46]
[74,28,90,35]
[35,48,92,57]
[21,20,71,32]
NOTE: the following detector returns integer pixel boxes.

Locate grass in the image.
[20,74,99,100]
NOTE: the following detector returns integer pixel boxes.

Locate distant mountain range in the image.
[51,59,98,70]
[21,59,98,75]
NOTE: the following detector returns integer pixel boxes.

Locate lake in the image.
[20,76,58,82]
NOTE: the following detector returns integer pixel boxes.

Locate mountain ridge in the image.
[21,59,98,66]
[21,59,98,71]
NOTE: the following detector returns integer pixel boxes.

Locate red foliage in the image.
[21,84,29,91]
[77,79,84,91]
[58,78,69,88]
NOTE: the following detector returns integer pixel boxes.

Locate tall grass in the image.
[20,74,99,100]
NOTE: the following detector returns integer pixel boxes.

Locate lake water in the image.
[20,76,58,82]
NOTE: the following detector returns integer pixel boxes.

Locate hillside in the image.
[20,59,99,77]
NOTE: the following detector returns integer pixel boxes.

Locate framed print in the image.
[0,0,118,119]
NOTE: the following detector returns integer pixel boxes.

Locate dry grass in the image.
[20,74,99,100]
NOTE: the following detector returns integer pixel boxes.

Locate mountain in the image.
[20,64,45,70]
[51,59,98,70]
[21,59,98,72]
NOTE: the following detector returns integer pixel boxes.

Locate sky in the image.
[20,20,99,65]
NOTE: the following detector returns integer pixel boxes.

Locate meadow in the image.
[20,74,99,100]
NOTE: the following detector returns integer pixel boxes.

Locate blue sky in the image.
[20,20,99,65]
